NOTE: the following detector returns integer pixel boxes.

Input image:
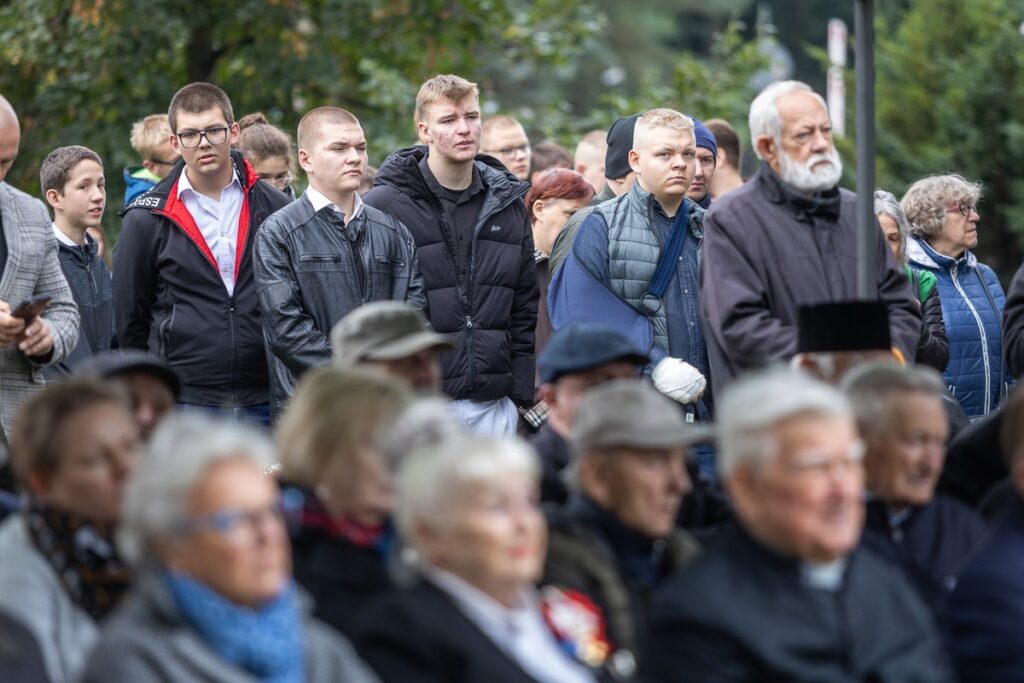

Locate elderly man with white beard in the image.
[699,81,920,387]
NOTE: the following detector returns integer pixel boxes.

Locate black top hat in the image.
[797,301,891,354]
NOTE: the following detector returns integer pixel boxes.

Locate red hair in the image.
[525,168,595,223]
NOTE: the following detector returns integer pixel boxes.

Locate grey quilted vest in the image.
[594,182,705,353]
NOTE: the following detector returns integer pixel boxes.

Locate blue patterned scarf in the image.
[164,572,304,683]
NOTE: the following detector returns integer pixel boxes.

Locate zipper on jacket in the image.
[950,263,991,415]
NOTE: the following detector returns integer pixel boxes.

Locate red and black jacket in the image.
[114,151,290,406]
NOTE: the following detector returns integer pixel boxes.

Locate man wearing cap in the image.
[76,350,181,442]
[684,117,717,210]
[649,369,953,682]
[543,378,705,679]
[548,114,640,276]
[331,301,452,393]
[533,322,649,504]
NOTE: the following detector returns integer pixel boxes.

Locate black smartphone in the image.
[11,295,51,320]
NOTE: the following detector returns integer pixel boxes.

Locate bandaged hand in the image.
[652,357,706,404]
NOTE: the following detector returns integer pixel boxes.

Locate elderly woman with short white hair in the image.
[903,174,1007,419]
[874,189,948,371]
[352,435,604,683]
[81,414,378,683]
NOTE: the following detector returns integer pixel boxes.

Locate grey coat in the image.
[0,183,79,440]
[82,571,379,682]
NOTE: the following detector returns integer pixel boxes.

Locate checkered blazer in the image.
[0,183,79,441]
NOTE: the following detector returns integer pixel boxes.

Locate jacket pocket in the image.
[297,254,344,271]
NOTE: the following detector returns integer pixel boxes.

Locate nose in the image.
[811,129,831,152]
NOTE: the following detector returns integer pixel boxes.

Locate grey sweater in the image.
[81,571,379,682]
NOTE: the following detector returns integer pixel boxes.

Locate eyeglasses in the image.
[176,127,230,149]
[484,144,530,158]
[178,500,284,545]
[149,157,178,167]
[258,172,294,190]
[946,203,978,217]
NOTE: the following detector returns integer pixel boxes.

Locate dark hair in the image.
[10,379,128,485]
[529,142,572,176]
[525,168,595,223]
[237,112,295,167]
[167,82,234,133]
[39,145,102,196]
[705,118,741,170]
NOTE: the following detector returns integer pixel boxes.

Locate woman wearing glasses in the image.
[903,174,1008,419]
[238,112,298,200]
[81,414,377,683]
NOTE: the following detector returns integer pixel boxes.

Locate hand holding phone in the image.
[11,295,51,321]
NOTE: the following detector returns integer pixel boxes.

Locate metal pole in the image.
[855,0,875,299]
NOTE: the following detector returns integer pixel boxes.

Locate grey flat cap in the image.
[571,378,714,452]
[331,302,453,365]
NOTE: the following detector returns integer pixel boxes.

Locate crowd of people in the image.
[0,69,1022,682]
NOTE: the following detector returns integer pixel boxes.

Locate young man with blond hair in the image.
[364,74,538,436]
[552,108,711,419]
[480,114,532,181]
[123,113,180,204]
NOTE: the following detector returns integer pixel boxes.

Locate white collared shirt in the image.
[177,168,245,296]
[52,223,81,248]
[427,568,595,683]
[304,186,364,224]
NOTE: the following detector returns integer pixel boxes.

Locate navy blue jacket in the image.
[947,495,1024,682]
[908,237,1007,418]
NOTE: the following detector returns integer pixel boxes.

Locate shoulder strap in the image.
[645,206,691,300]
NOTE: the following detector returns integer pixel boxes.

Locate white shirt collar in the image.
[427,567,532,625]
[177,164,242,201]
[304,185,364,222]
[52,222,82,247]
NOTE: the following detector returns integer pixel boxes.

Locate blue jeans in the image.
[176,402,271,429]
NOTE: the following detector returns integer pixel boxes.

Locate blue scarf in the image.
[164,572,305,683]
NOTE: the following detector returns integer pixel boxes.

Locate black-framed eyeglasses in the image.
[149,157,178,167]
[177,127,230,149]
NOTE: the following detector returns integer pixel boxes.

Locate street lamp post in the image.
[855,0,876,299]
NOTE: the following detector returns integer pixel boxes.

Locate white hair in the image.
[840,362,946,441]
[117,413,277,567]
[748,80,828,160]
[716,367,852,477]
[395,435,539,557]
[376,398,465,472]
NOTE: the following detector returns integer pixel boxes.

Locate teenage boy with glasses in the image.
[114,82,290,426]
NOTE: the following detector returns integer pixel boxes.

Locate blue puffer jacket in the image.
[908,237,1006,418]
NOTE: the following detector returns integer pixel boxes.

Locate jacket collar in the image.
[907,236,977,272]
[626,181,705,239]
[119,150,259,216]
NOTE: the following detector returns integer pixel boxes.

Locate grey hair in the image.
[748,80,827,160]
[840,362,946,442]
[395,435,539,559]
[901,174,983,240]
[874,190,910,266]
[376,398,466,472]
[117,413,276,567]
[717,367,852,477]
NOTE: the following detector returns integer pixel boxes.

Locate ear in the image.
[141,159,158,174]
[754,135,776,164]
[412,518,445,566]
[44,188,62,211]
[24,469,52,498]
[790,353,825,380]
[578,453,614,505]
[716,147,729,167]
[228,122,241,147]
[416,121,431,145]
[169,132,181,155]
[628,149,641,175]
[723,465,758,520]
[298,148,314,175]
[531,198,547,223]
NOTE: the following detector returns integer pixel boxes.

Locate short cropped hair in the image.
[901,174,983,240]
[481,115,524,138]
[276,367,411,486]
[39,145,102,196]
[748,81,827,160]
[841,362,946,442]
[237,113,295,167]
[633,108,695,149]
[396,435,539,553]
[117,414,276,566]
[716,368,852,477]
[414,74,479,125]
[574,129,606,161]
[529,142,573,176]
[129,114,172,160]
[10,378,127,486]
[525,168,595,223]
[705,118,741,169]
[168,82,234,133]
[296,106,360,151]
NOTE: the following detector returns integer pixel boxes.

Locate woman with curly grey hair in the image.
[874,190,948,371]
[902,174,1007,419]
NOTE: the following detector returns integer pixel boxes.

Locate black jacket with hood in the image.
[114,151,289,406]
[363,146,538,405]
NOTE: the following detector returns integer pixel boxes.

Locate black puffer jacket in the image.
[363,146,538,404]
[114,152,289,406]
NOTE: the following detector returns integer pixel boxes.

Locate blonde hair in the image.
[633,108,694,149]
[129,114,172,160]
[414,74,479,125]
[276,366,411,486]
[901,174,983,240]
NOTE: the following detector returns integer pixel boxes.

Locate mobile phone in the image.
[11,295,51,320]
